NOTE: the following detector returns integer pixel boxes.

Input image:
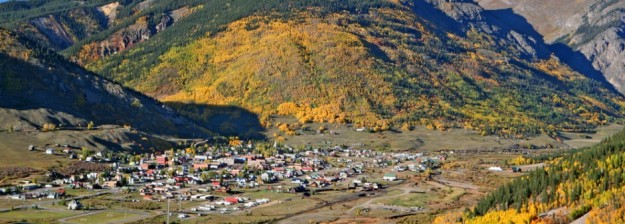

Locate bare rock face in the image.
[579,27,625,92]
[156,15,173,33]
[414,0,548,59]
[476,0,625,94]
[30,16,74,49]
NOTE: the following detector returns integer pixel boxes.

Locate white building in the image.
[488,167,503,172]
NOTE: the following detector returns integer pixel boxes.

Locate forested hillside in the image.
[0,29,214,137]
[433,128,625,223]
[82,0,625,137]
[2,0,624,138]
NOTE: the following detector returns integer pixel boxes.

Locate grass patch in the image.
[0,199,27,210]
[0,209,77,222]
[65,211,141,224]
[383,193,429,207]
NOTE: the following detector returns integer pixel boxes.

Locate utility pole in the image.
[166,199,170,224]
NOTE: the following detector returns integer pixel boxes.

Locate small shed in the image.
[383,173,397,181]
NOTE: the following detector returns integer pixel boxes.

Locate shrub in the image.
[42,123,56,131]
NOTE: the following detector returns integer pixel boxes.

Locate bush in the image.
[42,123,56,131]
[126,201,161,210]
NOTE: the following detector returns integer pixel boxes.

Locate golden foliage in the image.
[154,13,396,127]
[41,123,57,132]
[510,156,535,166]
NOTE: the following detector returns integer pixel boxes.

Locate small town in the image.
[1,136,468,223]
[3,0,623,223]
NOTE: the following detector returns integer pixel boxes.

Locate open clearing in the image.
[0,209,78,222]
[64,210,143,224]
[266,116,622,152]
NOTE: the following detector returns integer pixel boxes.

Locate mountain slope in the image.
[434,127,625,223]
[85,0,625,137]
[2,0,624,138]
[0,29,210,137]
[476,0,625,94]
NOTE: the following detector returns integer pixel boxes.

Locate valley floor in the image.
[0,122,621,224]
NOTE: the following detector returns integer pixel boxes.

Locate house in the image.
[45,148,54,155]
[140,163,150,170]
[156,156,168,166]
[103,181,117,188]
[56,188,66,197]
[194,155,208,161]
[225,197,240,204]
[383,173,397,181]
[21,183,38,190]
[67,200,82,210]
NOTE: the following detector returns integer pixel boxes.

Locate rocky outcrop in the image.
[98,2,121,23]
[476,0,625,94]
[155,15,173,33]
[579,27,625,92]
[30,15,74,49]
[413,0,549,59]
[77,7,193,64]
[79,18,152,61]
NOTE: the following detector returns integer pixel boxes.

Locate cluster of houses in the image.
[9,142,447,213]
[191,197,271,214]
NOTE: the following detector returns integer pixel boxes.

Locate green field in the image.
[0,199,28,210]
[267,117,623,152]
[384,192,429,207]
[65,211,142,224]
[0,209,78,222]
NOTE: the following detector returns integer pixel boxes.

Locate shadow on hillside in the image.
[409,0,620,94]
[486,8,618,93]
[166,102,266,140]
[0,53,264,140]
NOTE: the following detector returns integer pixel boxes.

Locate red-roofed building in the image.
[193,163,209,170]
[225,197,239,204]
[212,181,221,188]
[140,163,150,170]
[156,156,168,166]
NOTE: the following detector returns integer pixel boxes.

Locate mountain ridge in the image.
[82,0,625,137]
[476,0,625,94]
[0,28,211,138]
[1,0,624,138]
